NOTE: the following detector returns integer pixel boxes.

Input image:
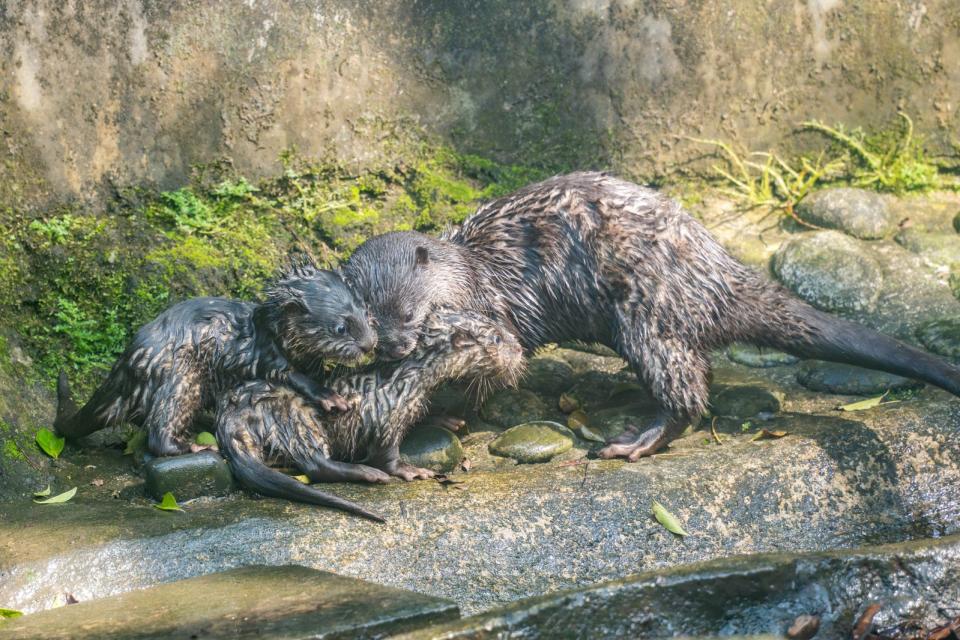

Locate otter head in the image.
[343,232,471,361]
[265,261,377,364]
[417,311,525,399]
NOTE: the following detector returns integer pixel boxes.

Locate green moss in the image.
[3,438,26,461]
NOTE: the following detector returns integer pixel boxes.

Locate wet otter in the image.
[344,171,960,461]
[55,261,376,457]
[215,310,524,517]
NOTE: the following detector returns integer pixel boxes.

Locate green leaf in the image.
[154,492,183,512]
[194,432,218,447]
[293,475,311,484]
[33,487,77,504]
[838,394,897,412]
[124,430,147,456]
[0,608,23,619]
[35,427,65,459]
[751,429,789,441]
[33,486,51,498]
[652,500,689,537]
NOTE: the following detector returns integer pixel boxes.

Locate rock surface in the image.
[917,319,960,359]
[400,426,464,473]
[795,188,895,239]
[895,229,960,266]
[771,231,883,312]
[795,361,922,395]
[478,389,549,428]
[488,421,574,463]
[143,452,234,501]
[726,344,799,368]
[519,357,575,395]
[710,385,782,418]
[0,565,458,640]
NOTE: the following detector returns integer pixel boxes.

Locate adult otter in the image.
[56,261,376,457]
[344,171,960,461]
[215,310,524,517]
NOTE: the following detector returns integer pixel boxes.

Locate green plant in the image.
[801,112,940,193]
[28,215,76,246]
[52,299,127,373]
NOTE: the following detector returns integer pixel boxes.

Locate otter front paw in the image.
[383,460,436,482]
[310,387,352,413]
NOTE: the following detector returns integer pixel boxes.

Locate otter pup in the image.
[344,171,960,462]
[215,310,524,517]
[55,261,377,457]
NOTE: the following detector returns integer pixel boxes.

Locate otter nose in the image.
[359,333,378,354]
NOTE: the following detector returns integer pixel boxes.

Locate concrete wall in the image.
[1,0,958,210]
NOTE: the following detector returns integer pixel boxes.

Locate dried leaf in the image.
[194,431,217,447]
[710,417,723,445]
[558,393,580,413]
[33,487,77,504]
[577,425,606,443]
[852,603,881,640]
[0,608,23,619]
[33,485,51,498]
[787,614,820,640]
[567,409,589,430]
[838,394,896,412]
[652,500,688,537]
[153,492,183,512]
[751,429,789,441]
[35,427,65,459]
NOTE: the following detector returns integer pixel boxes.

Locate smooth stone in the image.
[795,187,895,239]
[1,565,459,640]
[143,451,234,501]
[726,343,800,368]
[520,357,575,394]
[557,340,621,358]
[895,228,960,265]
[796,361,922,395]
[771,231,883,312]
[400,426,464,473]
[917,318,960,359]
[710,386,782,417]
[479,389,548,428]
[488,421,574,463]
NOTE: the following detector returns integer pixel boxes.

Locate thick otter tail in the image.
[220,431,385,523]
[54,370,119,439]
[752,293,960,397]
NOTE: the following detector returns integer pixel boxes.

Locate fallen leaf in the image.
[293,475,310,484]
[740,421,752,432]
[33,485,51,498]
[0,608,23,619]
[195,431,217,447]
[567,409,589,430]
[90,479,105,487]
[434,474,465,489]
[787,614,820,640]
[83,465,96,470]
[751,429,789,441]
[652,500,688,537]
[558,393,580,414]
[35,427,65,459]
[577,425,606,443]
[33,487,77,504]
[852,603,881,640]
[710,417,723,445]
[838,394,897,412]
[153,492,183,512]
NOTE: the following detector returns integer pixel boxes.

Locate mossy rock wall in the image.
[2,1,960,211]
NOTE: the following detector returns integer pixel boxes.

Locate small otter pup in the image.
[55,261,377,456]
[215,310,524,518]
[344,172,960,461]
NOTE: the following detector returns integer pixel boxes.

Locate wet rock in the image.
[796,187,895,239]
[550,348,627,374]
[520,357,575,394]
[479,389,548,428]
[400,426,464,473]
[917,318,960,359]
[488,421,574,463]
[2,565,458,640]
[772,231,883,312]
[558,341,620,358]
[710,385,782,417]
[895,228,960,266]
[726,343,799,368]
[143,451,234,501]
[796,361,922,395]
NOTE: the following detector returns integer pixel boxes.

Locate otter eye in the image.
[493,334,502,345]
[336,324,347,335]
[404,312,415,323]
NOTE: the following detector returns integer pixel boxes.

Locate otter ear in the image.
[415,246,429,267]
[451,330,476,349]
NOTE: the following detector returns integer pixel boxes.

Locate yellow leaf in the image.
[652,500,689,537]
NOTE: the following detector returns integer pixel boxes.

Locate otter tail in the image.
[752,293,960,397]
[220,432,385,523]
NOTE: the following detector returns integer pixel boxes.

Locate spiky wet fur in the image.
[344,171,960,457]
[55,263,377,456]
[215,310,523,516]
